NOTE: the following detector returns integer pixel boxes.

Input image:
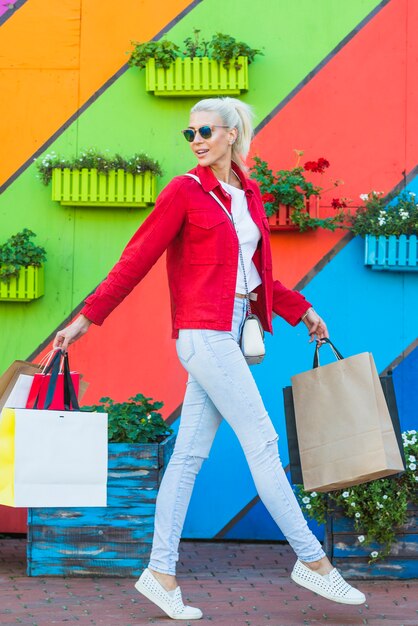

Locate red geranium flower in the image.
[304,158,330,174]
[262,192,275,204]
[331,198,347,209]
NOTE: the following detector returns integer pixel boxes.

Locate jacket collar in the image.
[191,162,253,198]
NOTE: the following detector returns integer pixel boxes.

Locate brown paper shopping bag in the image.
[291,339,405,492]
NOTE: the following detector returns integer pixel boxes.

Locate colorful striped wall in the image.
[0,0,416,538]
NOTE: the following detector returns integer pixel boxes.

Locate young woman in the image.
[54,97,366,620]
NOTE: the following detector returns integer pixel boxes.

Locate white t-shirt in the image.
[219,180,262,294]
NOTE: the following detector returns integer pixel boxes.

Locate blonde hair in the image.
[190,97,254,170]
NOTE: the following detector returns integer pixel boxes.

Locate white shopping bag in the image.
[3,374,34,409]
[11,408,108,507]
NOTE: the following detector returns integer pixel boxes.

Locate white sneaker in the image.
[135,568,203,620]
[290,559,366,605]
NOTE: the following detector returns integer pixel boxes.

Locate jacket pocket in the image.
[188,210,226,264]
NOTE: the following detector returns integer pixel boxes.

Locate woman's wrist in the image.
[301,307,314,322]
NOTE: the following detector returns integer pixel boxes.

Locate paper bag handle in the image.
[313,338,344,368]
[33,350,80,411]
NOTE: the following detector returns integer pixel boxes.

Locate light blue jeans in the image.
[148,297,325,574]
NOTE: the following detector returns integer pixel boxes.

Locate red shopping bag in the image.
[25,351,80,410]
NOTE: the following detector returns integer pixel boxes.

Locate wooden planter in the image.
[51,168,157,207]
[365,234,418,271]
[27,434,175,577]
[267,197,320,231]
[145,56,249,96]
[323,503,418,579]
[0,266,44,302]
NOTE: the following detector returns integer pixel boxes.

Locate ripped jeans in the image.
[148,297,325,575]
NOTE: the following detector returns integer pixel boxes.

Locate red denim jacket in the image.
[81,163,311,337]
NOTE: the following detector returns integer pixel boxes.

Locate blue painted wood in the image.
[28,557,150,577]
[324,503,418,579]
[27,434,175,577]
[365,234,418,271]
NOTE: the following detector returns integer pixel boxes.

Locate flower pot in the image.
[0,266,44,302]
[26,433,175,577]
[145,56,249,97]
[323,503,418,579]
[364,234,418,271]
[51,168,157,207]
[267,197,320,231]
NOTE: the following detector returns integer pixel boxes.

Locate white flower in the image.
[376,502,383,509]
[358,535,365,542]
[351,502,356,507]
[302,496,310,504]
[306,503,312,509]
[382,495,388,500]
[407,430,416,434]
[415,476,418,482]
[370,551,379,558]
[409,192,416,197]
[342,491,350,498]
[411,437,417,444]
[355,512,361,518]
[359,194,369,201]
[409,463,416,471]
[310,492,317,497]
[399,210,409,220]
[409,455,416,462]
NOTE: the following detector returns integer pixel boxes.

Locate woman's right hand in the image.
[53,315,92,351]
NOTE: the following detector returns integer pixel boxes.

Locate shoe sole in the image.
[134,580,203,620]
[290,572,366,605]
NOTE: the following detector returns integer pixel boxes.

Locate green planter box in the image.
[0,266,44,302]
[365,234,418,271]
[324,503,418,579]
[27,433,175,577]
[145,56,249,96]
[51,168,157,207]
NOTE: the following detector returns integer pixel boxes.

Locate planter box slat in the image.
[27,434,175,576]
[28,538,154,562]
[146,56,249,97]
[51,168,157,207]
[28,557,147,578]
[332,533,417,558]
[0,266,44,302]
[29,522,154,543]
[365,234,418,271]
[28,503,156,527]
[332,557,418,580]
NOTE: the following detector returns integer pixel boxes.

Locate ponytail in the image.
[190,97,254,170]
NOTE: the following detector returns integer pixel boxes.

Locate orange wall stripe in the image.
[0,0,196,185]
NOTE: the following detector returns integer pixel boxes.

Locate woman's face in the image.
[186,111,237,169]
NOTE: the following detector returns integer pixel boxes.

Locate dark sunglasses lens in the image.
[182,129,195,142]
[199,126,212,139]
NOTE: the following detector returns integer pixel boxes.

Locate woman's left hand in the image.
[301,307,329,343]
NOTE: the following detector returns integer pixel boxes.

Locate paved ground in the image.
[0,538,417,626]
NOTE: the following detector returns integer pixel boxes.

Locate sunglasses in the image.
[181,125,229,142]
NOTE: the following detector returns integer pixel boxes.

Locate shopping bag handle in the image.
[313,338,344,368]
[63,353,80,411]
[33,350,80,411]
[33,349,61,409]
